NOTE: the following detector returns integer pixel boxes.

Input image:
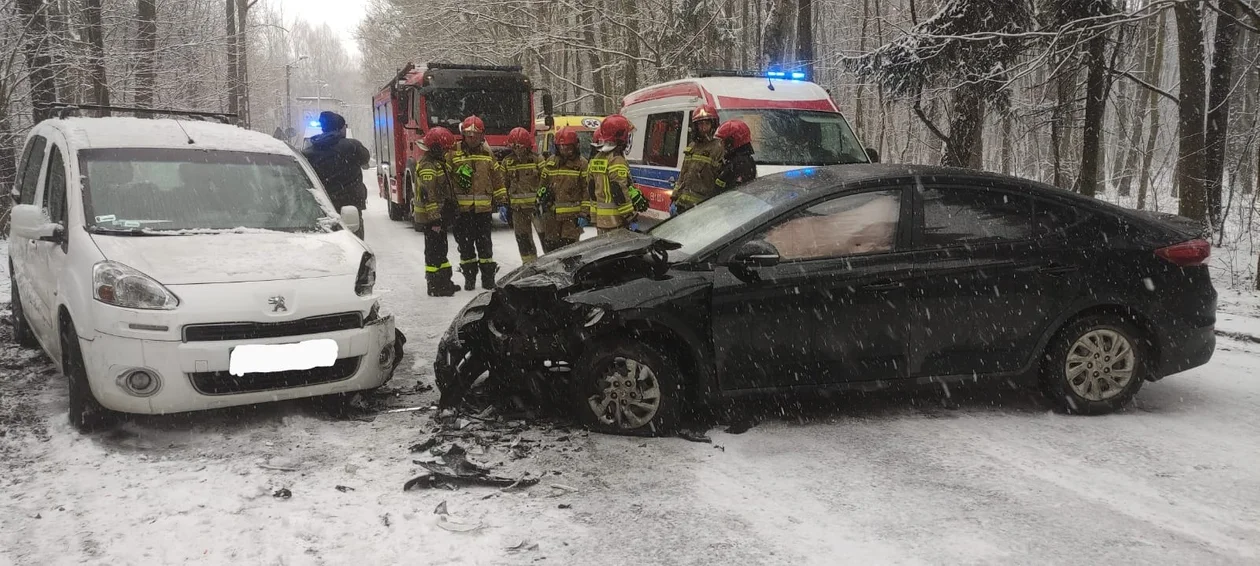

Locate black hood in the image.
[309,131,344,149]
[499,230,680,289]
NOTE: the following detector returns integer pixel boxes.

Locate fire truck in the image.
[372,63,554,221]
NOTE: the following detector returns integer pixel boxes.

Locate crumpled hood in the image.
[498,230,680,290]
[90,231,366,285]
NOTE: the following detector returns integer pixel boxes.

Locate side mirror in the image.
[729,239,781,268]
[11,204,64,243]
[866,147,881,163]
[339,205,362,235]
[542,92,555,117]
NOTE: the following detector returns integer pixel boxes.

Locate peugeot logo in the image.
[268,296,287,312]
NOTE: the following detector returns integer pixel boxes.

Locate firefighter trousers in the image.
[423,225,454,289]
[512,208,538,262]
[453,212,495,284]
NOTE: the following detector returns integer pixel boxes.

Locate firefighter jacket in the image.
[588,150,635,229]
[413,155,457,226]
[501,152,544,211]
[715,144,757,193]
[670,137,725,208]
[541,154,590,238]
[450,142,506,213]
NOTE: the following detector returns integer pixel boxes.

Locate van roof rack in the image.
[696,69,764,78]
[427,62,523,73]
[48,103,237,123]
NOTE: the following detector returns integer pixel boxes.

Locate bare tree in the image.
[135,0,158,108]
[1173,0,1207,223]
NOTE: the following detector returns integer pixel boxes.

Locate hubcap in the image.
[1065,329,1136,401]
[587,356,661,429]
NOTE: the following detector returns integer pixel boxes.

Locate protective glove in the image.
[498,206,509,224]
[669,203,678,217]
[576,216,589,228]
[629,221,640,232]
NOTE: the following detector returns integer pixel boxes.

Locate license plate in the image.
[228,339,338,377]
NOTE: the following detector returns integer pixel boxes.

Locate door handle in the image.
[864,281,905,291]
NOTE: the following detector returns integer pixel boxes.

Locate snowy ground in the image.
[3,185,1260,565]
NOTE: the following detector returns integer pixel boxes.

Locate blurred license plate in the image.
[229,339,338,376]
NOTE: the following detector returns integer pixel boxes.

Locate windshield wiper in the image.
[87,226,173,236]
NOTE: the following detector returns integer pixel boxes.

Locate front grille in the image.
[189,356,362,395]
[182,313,363,342]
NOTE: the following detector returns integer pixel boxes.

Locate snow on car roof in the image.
[622,76,834,108]
[47,117,294,155]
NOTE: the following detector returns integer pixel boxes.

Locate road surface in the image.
[2,192,1258,565]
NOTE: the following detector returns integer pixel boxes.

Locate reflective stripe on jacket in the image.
[450,143,504,213]
[414,156,456,225]
[671,137,725,207]
[588,152,635,229]
[502,152,544,209]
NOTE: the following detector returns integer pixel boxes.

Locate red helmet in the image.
[419,127,457,152]
[596,114,633,147]
[460,115,485,135]
[715,119,752,149]
[507,127,533,148]
[691,104,718,124]
[555,126,580,147]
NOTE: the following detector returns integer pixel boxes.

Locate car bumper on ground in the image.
[80,314,399,414]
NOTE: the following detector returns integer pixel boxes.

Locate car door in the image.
[711,186,914,390]
[10,135,53,338]
[907,182,1085,378]
[28,142,71,347]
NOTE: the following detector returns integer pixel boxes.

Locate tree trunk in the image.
[941,86,984,169]
[226,0,240,117]
[1173,1,1208,223]
[1204,0,1239,227]
[741,0,749,70]
[1138,10,1168,209]
[1001,113,1013,175]
[16,0,57,121]
[796,0,813,75]
[135,0,158,108]
[624,0,640,94]
[580,8,607,115]
[85,0,110,111]
[1119,16,1161,197]
[1076,31,1108,197]
[1051,58,1075,188]
[855,0,869,135]
[763,0,793,68]
[237,0,252,127]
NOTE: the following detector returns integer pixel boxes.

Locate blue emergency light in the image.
[309,120,320,128]
[790,71,806,80]
[766,71,786,78]
[765,70,807,81]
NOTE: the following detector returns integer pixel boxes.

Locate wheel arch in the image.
[1037,303,1161,374]
[595,313,716,403]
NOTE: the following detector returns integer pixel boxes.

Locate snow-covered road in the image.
[3,192,1259,565]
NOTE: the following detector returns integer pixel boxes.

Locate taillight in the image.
[1155,239,1211,267]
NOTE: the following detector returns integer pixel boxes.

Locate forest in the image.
[3,0,1260,287]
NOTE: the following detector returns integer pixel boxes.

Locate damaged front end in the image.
[434,232,679,408]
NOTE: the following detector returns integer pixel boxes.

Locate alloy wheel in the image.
[1065,329,1136,401]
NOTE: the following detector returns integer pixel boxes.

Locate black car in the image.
[435,164,1216,435]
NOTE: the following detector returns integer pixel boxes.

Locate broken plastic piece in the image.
[272,488,292,499]
[436,516,483,533]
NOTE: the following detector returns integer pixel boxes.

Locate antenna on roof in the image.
[171,119,196,145]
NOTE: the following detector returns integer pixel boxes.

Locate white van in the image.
[8,116,400,431]
[620,71,874,218]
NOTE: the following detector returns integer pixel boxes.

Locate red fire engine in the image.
[372,62,554,221]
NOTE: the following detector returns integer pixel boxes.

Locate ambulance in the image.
[620,70,875,219]
[535,115,603,159]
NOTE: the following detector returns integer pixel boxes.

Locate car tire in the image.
[388,200,404,221]
[1041,315,1147,415]
[62,323,119,432]
[573,339,682,436]
[10,274,39,348]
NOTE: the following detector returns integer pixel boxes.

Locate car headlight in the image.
[355,252,376,296]
[92,261,180,310]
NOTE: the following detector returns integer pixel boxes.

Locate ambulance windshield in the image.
[717,109,869,166]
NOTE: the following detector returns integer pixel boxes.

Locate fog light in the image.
[117,369,161,397]
[378,344,395,370]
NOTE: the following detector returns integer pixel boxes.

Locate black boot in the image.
[427,273,458,297]
[462,267,477,291]
[479,262,498,290]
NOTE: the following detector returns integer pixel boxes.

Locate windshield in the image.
[717,109,869,166]
[649,190,776,258]
[425,89,531,135]
[80,148,335,234]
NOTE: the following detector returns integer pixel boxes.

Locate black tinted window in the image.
[1033,199,1083,236]
[43,146,67,225]
[644,112,683,167]
[18,135,47,205]
[921,187,1031,247]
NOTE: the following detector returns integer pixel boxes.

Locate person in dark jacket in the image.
[303,111,370,238]
[713,119,757,193]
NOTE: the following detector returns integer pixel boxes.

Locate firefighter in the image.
[713,119,757,193]
[588,115,640,234]
[451,115,506,290]
[413,127,461,297]
[501,127,544,262]
[669,104,725,216]
[537,126,589,252]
